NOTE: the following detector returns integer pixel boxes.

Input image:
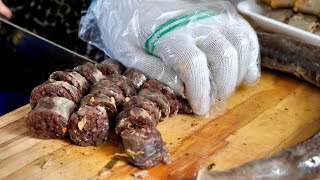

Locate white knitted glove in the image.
[79,0,260,116]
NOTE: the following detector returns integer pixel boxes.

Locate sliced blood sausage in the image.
[115,107,156,135]
[96,59,125,75]
[73,62,105,85]
[30,81,82,108]
[80,93,117,119]
[25,97,77,138]
[90,83,125,105]
[123,68,147,90]
[139,88,170,121]
[177,97,193,114]
[123,96,161,124]
[142,79,179,115]
[98,74,136,97]
[48,71,90,95]
[69,105,109,146]
[120,127,170,168]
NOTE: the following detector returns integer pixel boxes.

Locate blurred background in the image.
[0,21,91,115]
[0,0,106,115]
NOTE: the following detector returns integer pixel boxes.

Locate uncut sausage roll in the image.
[25,97,77,138]
[30,81,82,108]
[68,105,109,146]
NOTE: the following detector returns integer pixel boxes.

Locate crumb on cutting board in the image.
[98,168,111,177]
[82,151,91,156]
[41,159,53,169]
[131,170,149,179]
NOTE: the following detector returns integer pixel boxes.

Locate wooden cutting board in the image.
[1,70,320,180]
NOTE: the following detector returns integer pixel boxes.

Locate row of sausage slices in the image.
[25,59,192,168]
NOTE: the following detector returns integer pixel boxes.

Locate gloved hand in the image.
[80,0,260,116]
[0,0,12,19]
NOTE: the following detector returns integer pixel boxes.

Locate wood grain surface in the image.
[0,70,320,180]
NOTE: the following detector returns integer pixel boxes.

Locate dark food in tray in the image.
[260,0,294,8]
[262,0,320,35]
[264,9,294,23]
[261,0,320,16]
[264,9,320,34]
[287,13,319,32]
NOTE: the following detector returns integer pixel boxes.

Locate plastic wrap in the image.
[79,0,260,116]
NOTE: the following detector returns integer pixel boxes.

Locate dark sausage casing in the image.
[98,74,136,97]
[139,88,170,121]
[25,97,77,138]
[142,79,179,115]
[73,62,105,85]
[177,97,193,114]
[48,71,90,95]
[120,127,170,168]
[123,68,147,90]
[90,83,125,106]
[30,81,82,108]
[80,93,117,119]
[123,96,161,125]
[115,107,157,135]
[96,59,125,75]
